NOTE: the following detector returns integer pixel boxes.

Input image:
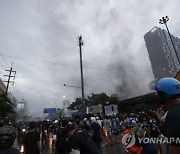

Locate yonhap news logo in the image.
[122,132,180,148]
[122,133,136,148]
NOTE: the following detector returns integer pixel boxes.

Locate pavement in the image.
[13,134,169,154]
[101,141,126,154]
[13,133,126,154]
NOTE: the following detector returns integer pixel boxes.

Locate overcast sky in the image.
[0,0,180,115]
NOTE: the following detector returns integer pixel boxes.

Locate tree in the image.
[109,95,120,104]
[68,97,84,111]
[88,93,109,106]
[68,93,110,112]
[0,94,14,119]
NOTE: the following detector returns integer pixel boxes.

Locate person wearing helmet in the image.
[0,126,19,154]
[149,77,180,154]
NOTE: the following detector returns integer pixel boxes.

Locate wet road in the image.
[13,133,126,154]
[101,140,126,154]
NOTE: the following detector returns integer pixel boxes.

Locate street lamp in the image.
[159,16,180,65]
[63,84,85,113]
[63,84,81,89]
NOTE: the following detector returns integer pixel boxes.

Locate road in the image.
[101,141,126,154]
[13,133,126,154]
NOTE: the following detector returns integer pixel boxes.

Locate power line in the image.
[0,70,4,78]
[2,54,80,67]
[0,70,3,75]
[0,61,6,70]
[10,83,21,99]
[0,52,25,100]
[14,80,24,99]
[2,54,151,72]
[8,79,24,102]
[0,52,10,67]
[11,87,20,100]
[1,45,76,69]
[0,58,23,100]
[0,61,6,79]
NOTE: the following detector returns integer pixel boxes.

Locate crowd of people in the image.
[0,107,166,154]
[0,77,180,154]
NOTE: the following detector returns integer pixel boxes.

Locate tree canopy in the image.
[68,93,120,111]
[0,94,14,119]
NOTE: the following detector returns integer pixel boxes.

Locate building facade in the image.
[144,27,180,78]
[0,78,6,94]
[62,99,72,118]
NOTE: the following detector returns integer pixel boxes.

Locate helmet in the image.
[149,77,180,96]
[0,126,16,148]
[90,117,96,123]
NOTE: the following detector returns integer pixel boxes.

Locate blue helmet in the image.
[149,77,180,96]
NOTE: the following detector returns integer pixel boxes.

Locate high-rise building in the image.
[144,27,180,78]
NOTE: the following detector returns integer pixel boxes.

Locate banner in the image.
[104,104,118,115]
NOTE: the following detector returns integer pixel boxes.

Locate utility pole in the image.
[77,35,85,114]
[4,63,16,94]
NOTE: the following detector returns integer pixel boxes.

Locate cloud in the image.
[0,0,179,114]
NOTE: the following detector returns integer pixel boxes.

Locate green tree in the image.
[68,97,84,111]
[109,95,120,104]
[68,93,110,112]
[88,93,109,106]
[0,94,14,119]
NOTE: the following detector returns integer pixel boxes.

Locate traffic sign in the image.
[44,108,57,113]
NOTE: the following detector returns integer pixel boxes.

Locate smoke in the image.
[111,63,141,99]
[2,0,178,115]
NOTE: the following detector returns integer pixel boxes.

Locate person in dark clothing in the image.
[0,147,19,154]
[149,77,180,154]
[141,143,158,154]
[65,124,100,154]
[55,127,71,154]
[24,122,41,154]
[41,123,48,149]
[0,126,19,154]
[89,117,102,151]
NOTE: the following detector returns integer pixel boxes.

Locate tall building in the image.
[62,99,72,118]
[144,27,180,78]
[62,99,70,112]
